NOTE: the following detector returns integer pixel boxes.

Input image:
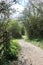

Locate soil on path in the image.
[18,39,43,65]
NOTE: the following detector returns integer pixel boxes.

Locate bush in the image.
[21,26,25,35]
[7,20,22,39]
[24,16,43,39]
[5,39,21,61]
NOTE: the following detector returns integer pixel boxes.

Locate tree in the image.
[22,0,43,39]
[0,0,17,64]
[7,20,22,38]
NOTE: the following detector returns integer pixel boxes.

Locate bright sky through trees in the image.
[0,0,43,18]
[10,0,28,18]
[0,0,28,18]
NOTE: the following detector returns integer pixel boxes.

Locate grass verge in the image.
[23,36,43,49]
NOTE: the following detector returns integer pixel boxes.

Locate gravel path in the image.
[18,39,43,65]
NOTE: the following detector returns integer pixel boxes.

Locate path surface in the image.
[18,39,43,65]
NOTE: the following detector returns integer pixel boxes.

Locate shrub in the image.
[24,16,43,39]
[7,20,22,39]
[21,26,25,35]
[5,39,21,61]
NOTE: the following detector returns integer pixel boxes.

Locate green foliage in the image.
[26,38,43,49]
[24,15,43,39]
[0,1,20,65]
[21,26,25,35]
[0,39,21,65]
[7,20,22,38]
[0,59,9,65]
[5,39,21,61]
[0,1,11,60]
[23,1,43,39]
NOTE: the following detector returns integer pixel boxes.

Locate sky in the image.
[9,0,43,18]
[0,0,43,18]
[10,0,28,18]
[0,0,28,18]
[1,0,43,18]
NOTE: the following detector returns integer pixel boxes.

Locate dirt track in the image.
[18,39,43,65]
